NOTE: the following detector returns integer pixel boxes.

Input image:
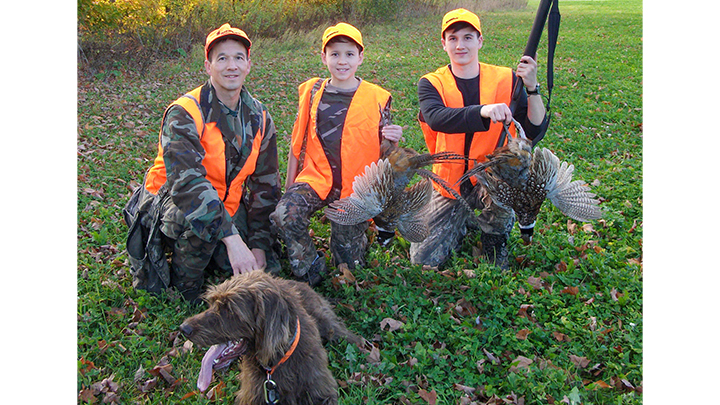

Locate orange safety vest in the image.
[144,86,266,216]
[419,63,516,198]
[291,78,391,200]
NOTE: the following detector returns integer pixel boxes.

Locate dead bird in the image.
[325,104,470,245]
[458,119,602,243]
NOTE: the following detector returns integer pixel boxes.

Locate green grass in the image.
[77,0,642,403]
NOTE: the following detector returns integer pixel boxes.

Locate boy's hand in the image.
[381,124,403,143]
[516,55,539,90]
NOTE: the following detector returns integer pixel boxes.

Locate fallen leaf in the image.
[455,298,478,317]
[552,331,571,342]
[589,380,612,389]
[78,387,98,404]
[516,329,531,340]
[138,377,157,393]
[380,317,405,332]
[367,345,381,364]
[483,348,501,365]
[582,223,594,233]
[418,388,437,405]
[453,383,476,395]
[509,355,533,372]
[206,381,225,400]
[527,276,543,290]
[476,359,486,374]
[567,220,577,235]
[561,286,579,296]
[133,365,146,384]
[569,354,590,368]
[517,304,536,322]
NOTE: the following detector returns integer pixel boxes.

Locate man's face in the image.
[321,40,364,88]
[205,39,251,95]
[441,27,483,68]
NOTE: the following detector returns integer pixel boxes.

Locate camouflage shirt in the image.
[160,80,280,250]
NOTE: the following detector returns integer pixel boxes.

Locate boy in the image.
[271,22,403,286]
[410,9,549,269]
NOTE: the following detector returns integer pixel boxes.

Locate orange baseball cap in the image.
[205,23,252,60]
[321,22,364,52]
[441,8,482,38]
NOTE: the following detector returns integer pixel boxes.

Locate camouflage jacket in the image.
[159,80,280,251]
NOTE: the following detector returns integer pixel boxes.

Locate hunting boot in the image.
[480,232,509,270]
[297,252,327,288]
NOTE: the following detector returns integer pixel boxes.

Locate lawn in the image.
[77,0,643,403]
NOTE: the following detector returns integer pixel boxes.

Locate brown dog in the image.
[179,270,363,405]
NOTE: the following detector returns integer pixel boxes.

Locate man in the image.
[410,8,549,269]
[123,23,281,303]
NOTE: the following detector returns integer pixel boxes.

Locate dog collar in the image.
[264,316,301,376]
[261,316,300,405]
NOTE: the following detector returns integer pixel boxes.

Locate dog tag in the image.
[263,378,279,405]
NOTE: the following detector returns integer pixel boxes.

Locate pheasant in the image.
[324,104,471,245]
[458,119,602,243]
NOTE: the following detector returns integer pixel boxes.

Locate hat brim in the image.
[206,35,252,59]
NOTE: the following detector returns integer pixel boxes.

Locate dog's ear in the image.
[254,284,294,366]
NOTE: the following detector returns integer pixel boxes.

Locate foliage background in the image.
[76,0,651,404]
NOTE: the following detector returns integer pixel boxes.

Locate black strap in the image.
[545,0,561,113]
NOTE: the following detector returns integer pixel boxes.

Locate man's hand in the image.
[222,234,263,276]
[480,103,514,124]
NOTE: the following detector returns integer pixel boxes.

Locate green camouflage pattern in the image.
[270,182,369,278]
[409,184,514,267]
[160,81,280,250]
[125,81,280,302]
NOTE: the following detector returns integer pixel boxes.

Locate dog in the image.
[179,270,363,405]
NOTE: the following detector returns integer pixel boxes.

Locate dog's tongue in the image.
[197,343,227,392]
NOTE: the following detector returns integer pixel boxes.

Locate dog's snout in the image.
[179,322,194,337]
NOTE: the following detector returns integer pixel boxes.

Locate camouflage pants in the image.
[127,186,280,302]
[409,183,515,267]
[270,182,369,278]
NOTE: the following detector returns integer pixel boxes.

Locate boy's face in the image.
[441,26,482,68]
[321,40,364,88]
[205,39,251,95]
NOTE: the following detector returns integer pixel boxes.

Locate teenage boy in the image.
[123,24,281,304]
[410,8,549,269]
[271,22,403,286]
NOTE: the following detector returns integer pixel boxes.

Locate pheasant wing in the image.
[547,161,602,221]
[395,180,432,242]
[325,159,393,225]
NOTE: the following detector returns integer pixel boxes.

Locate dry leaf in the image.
[569,354,590,368]
[379,317,405,332]
[552,331,571,342]
[561,286,579,296]
[516,329,531,340]
[483,348,501,365]
[509,356,533,372]
[78,388,98,404]
[138,377,158,393]
[589,380,612,389]
[367,345,381,364]
[453,383,476,395]
[567,220,577,235]
[418,388,437,405]
[527,276,543,290]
